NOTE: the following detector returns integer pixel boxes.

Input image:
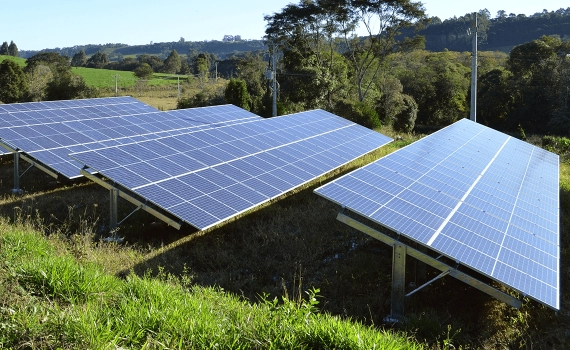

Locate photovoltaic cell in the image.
[314,118,560,310]
[71,109,393,231]
[0,98,261,178]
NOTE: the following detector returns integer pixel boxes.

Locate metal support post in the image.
[390,243,407,320]
[12,152,23,194]
[110,187,119,231]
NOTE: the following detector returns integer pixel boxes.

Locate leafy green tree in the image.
[235,53,269,116]
[163,50,182,74]
[7,41,18,57]
[0,59,29,103]
[224,78,251,110]
[477,68,515,130]
[194,53,210,83]
[504,36,569,133]
[137,54,164,72]
[0,41,8,55]
[25,52,71,75]
[394,50,470,126]
[71,50,87,67]
[134,63,154,80]
[45,70,92,100]
[86,51,109,68]
[27,64,53,101]
[376,75,418,132]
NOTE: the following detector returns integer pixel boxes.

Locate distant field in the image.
[72,67,189,89]
[0,54,26,66]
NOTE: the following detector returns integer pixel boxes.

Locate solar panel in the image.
[0,101,261,179]
[70,109,393,230]
[315,119,559,310]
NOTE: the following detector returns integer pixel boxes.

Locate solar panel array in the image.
[71,109,393,230]
[315,119,559,310]
[0,97,261,178]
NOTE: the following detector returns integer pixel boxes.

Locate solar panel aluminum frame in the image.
[80,168,182,230]
[336,212,522,320]
[315,120,560,310]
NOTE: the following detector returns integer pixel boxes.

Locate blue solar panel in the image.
[315,119,560,310]
[0,100,261,179]
[71,109,393,231]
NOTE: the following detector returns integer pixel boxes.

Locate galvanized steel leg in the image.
[391,243,406,320]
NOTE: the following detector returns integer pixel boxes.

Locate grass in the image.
[0,218,422,349]
[0,54,26,66]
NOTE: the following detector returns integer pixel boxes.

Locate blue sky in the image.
[2,0,569,51]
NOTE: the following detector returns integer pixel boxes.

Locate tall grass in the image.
[0,219,422,349]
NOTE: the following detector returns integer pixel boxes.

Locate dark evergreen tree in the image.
[224,78,251,110]
[0,60,29,103]
[7,41,18,57]
[86,51,109,68]
[163,50,182,74]
[71,50,87,67]
[0,41,8,55]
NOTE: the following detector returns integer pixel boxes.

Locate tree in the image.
[0,60,29,103]
[194,53,210,83]
[71,50,87,67]
[45,70,91,100]
[134,63,154,80]
[163,50,181,74]
[0,42,8,55]
[8,41,18,57]
[137,54,164,72]
[86,51,109,68]
[224,78,251,110]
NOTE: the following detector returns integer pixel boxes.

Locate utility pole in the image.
[114,74,119,97]
[470,12,477,122]
[177,75,180,101]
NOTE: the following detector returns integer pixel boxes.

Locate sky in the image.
[2,0,569,51]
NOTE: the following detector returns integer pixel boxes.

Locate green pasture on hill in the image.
[0,54,26,66]
[72,67,188,89]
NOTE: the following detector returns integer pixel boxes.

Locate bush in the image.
[333,100,381,129]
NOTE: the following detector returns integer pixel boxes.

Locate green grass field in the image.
[72,67,190,89]
[0,54,26,66]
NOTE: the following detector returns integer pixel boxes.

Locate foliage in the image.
[224,78,251,110]
[7,40,18,57]
[235,52,270,116]
[376,76,418,132]
[0,41,8,55]
[543,135,570,160]
[334,99,381,129]
[133,62,154,80]
[391,50,470,126]
[162,49,182,74]
[0,222,422,349]
[45,70,94,100]
[0,59,29,103]
[86,51,109,68]
[177,91,224,109]
[71,50,87,67]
